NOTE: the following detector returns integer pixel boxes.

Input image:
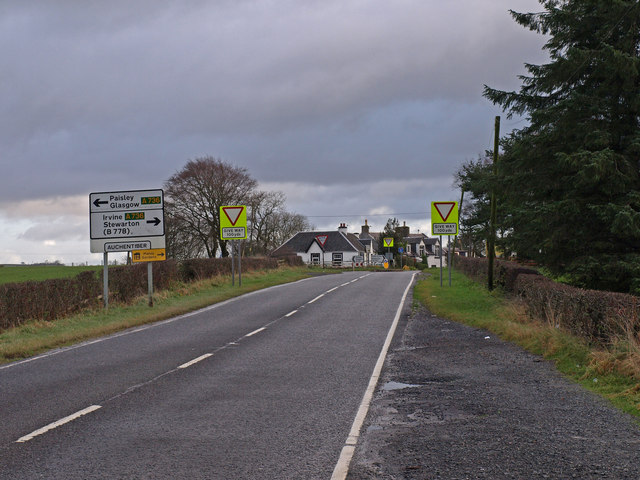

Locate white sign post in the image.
[90,189,166,308]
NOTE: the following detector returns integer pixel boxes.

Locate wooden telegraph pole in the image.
[488,116,500,290]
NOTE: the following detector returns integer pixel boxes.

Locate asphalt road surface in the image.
[346,300,640,479]
[0,270,415,479]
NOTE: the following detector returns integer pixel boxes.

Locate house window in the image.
[332,252,343,266]
[310,253,320,265]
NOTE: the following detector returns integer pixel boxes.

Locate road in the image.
[346,301,640,479]
[0,270,415,479]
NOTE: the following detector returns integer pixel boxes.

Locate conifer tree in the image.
[484,0,640,292]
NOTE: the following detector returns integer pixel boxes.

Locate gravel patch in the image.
[347,306,640,479]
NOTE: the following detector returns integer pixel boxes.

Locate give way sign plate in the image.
[220,205,247,240]
[431,201,459,236]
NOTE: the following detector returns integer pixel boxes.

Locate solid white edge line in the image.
[331,272,416,480]
[245,327,266,337]
[16,405,102,443]
[308,294,324,304]
[285,310,298,317]
[178,353,213,369]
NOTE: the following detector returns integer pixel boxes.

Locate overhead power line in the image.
[305,212,429,218]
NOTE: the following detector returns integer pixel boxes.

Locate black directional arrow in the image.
[146,217,161,226]
[93,198,108,208]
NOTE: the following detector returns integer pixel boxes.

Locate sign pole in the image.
[231,241,235,286]
[148,262,154,307]
[238,240,242,287]
[448,236,452,287]
[439,236,443,287]
[103,252,109,309]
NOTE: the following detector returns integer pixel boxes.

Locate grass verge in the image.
[414,268,640,420]
[0,267,313,365]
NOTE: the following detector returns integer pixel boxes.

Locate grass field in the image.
[0,265,101,284]
[414,269,640,420]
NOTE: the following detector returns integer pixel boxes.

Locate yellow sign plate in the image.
[132,248,166,263]
[220,205,247,240]
[383,237,394,248]
[431,201,459,236]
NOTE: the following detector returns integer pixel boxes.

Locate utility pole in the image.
[488,116,500,290]
[453,188,464,262]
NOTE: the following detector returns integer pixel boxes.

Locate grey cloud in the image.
[18,219,86,242]
[1,0,545,206]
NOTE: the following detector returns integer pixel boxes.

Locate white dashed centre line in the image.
[308,294,325,304]
[16,405,102,443]
[178,353,213,369]
[245,327,266,337]
[285,310,298,317]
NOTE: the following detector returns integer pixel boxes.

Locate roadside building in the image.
[270,223,366,267]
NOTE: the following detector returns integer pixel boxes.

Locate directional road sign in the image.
[131,248,167,263]
[431,201,459,235]
[220,205,247,240]
[90,189,165,253]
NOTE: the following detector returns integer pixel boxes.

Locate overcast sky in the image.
[0,0,548,264]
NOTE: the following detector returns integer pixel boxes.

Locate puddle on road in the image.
[381,381,421,391]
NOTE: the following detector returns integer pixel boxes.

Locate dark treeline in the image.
[458,0,640,294]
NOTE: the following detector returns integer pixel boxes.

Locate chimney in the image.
[396,221,410,239]
[361,219,370,234]
[338,223,348,234]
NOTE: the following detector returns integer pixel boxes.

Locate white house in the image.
[270,223,366,267]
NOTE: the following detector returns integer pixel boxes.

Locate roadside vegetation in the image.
[456,1,640,295]
[414,268,640,420]
[0,266,312,365]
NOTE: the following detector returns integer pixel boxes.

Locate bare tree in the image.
[246,191,285,255]
[164,157,257,259]
[245,191,313,255]
[271,211,313,248]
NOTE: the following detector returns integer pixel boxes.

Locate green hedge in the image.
[455,256,639,345]
[0,271,101,330]
[514,274,638,343]
[454,255,540,292]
